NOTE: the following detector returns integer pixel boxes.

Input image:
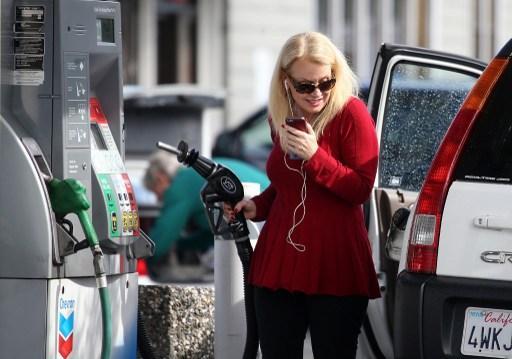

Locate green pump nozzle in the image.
[46,178,112,359]
[47,178,99,247]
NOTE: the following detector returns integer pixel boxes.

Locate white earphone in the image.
[283,78,307,252]
[284,156,307,252]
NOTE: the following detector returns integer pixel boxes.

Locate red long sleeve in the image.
[248,97,381,298]
[251,183,276,221]
[304,97,378,205]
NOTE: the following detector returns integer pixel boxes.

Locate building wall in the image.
[429,0,476,58]
[127,0,512,128]
[426,0,512,62]
[225,0,316,126]
[494,0,512,55]
[197,0,225,91]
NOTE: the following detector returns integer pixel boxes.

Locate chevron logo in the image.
[58,312,74,358]
[58,333,73,358]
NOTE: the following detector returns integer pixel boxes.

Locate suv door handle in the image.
[473,215,512,230]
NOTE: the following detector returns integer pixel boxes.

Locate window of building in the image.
[158,0,197,84]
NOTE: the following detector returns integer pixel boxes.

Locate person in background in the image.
[234,32,380,358]
[144,150,269,281]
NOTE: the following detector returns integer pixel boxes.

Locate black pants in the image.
[254,286,369,359]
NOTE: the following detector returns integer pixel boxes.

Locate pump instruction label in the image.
[15,56,43,70]
[13,5,45,86]
[14,37,44,54]
[16,5,44,22]
[14,21,44,33]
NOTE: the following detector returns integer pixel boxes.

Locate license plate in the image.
[461,307,512,357]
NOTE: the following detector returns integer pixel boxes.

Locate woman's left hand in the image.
[284,121,318,160]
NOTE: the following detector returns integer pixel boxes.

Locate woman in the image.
[234,32,380,358]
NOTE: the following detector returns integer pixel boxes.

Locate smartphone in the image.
[285,117,307,132]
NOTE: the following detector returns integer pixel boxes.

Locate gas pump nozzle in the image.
[157,140,216,178]
[157,140,259,359]
[157,141,249,240]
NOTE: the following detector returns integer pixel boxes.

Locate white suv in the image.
[393,40,512,358]
[364,39,512,357]
[361,43,489,358]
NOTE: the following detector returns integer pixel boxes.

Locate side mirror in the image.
[385,207,410,261]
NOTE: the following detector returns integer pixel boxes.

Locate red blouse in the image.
[249,97,381,298]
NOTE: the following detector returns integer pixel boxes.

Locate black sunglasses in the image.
[287,75,336,94]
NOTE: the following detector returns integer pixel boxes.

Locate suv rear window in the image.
[379,62,477,191]
[455,62,512,183]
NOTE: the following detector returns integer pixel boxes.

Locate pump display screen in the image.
[96,18,115,43]
[91,124,108,150]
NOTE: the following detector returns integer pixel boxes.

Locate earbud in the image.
[284,79,289,92]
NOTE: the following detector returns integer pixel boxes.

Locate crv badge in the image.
[481,251,512,263]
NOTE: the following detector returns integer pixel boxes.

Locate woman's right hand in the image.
[234,199,257,220]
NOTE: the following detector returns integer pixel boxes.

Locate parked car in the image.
[212,106,270,171]
[213,43,490,358]
[392,40,512,358]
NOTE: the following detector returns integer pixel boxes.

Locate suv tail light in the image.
[407,57,509,274]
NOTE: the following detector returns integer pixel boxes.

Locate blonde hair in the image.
[268,32,358,140]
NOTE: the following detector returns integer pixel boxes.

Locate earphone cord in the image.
[284,154,307,252]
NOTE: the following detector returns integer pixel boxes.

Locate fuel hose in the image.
[235,239,259,359]
[48,178,112,359]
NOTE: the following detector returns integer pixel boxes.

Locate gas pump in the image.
[0,1,153,358]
